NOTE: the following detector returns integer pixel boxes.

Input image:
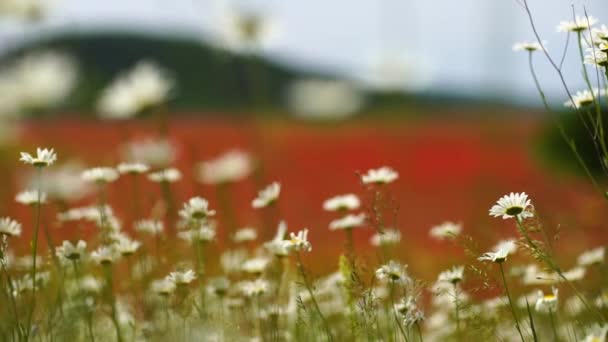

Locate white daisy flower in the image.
[20,147,56,167]
[147,168,181,183]
[323,193,360,211]
[535,287,559,313]
[512,40,546,52]
[242,257,270,274]
[361,166,398,184]
[592,25,608,42]
[91,246,119,265]
[329,213,366,230]
[584,49,608,67]
[122,139,176,168]
[0,217,21,237]
[37,163,91,202]
[577,246,605,266]
[15,190,46,206]
[232,227,257,243]
[82,167,119,183]
[287,79,364,120]
[557,16,598,32]
[488,192,533,220]
[97,60,174,119]
[437,266,465,284]
[581,324,608,342]
[252,182,280,208]
[134,219,164,235]
[215,4,279,54]
[177,224,216,243]
[117,162,149,175]
[239,279,269,297]
[376,260,410,284]
[179,197,216,220]
[264,221,290,256]
[197,150,252,184]
[370,229,401,246]
[166,269,196,286]
[55,240,87,261]
[429,221,462,240]
[114,237,141,256]
[150,279,176,296]
[285,229,312,252]
[564,89,599,108]
[478,240,517,263]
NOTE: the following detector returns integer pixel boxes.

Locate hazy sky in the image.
[0,0,606,103]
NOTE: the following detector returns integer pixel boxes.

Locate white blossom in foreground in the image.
[166,270,196,286]
[287,79,364,120]
[557,16,597,32]
[478,240,517,263]
[114,237,141,256]
[0,0,49,21]
[285,229,312,253]
[177,224,216,243]
[38,163,90,201]
[82,167,119,183]
[232,227,257,243]
[134,220,164,235]
[429,221,462,240]
[56,240,87,261]
[98,61,174,119]
[122,139,176,168]
[91,246,120,265]
[512,40,546,52]
[489,192,533,220]
[242,257,270,274]
[362,166,398,184]
[0,217,21,237]
[584,49,608,68]
[581,325,608,342]
[197,150,252,184]
[535,287,559,313]
[214,3,279,54]
[564,89,601,109]
[329,213,366,230]
[376,260,410,284]
[577,246,605,266]
[370,229,401,246]
[15,190,46,206]
[117,162,149,175]
[148,168,181,183]
[150,279,176,296]
[264,221,289,256]
[323,194,360,211]
[179,197,216,220]
[239,279,270,297]
[20,148,56,167]
[437,266,465,284]
[592,25,608,42]
[252,182,280,208]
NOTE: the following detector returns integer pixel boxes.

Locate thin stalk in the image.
[453,283,462,340]
[498,263,526,342]
[525,298,539,342]
[25,167,43,341]
[104,265,123,342]
[295,253,333,341]
[389,283,409,342]
[549,309,559,341]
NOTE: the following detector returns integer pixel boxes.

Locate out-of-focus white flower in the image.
[15,190,46,206]
[437,266,465,284]
[37,163,91,201]
[80,275,103,294]
[264,221,289,256]
[134,219,163,235]
[592,25,608,42]
[207,277,230,297]
[239,279,269,297]
[478,240,517,263]
[177,223,216,243]
[233,227,257,243]
[91,246,119,265]
[0,217,21,237]
[0,0,49,21]
[214,3,279,54]
[370,229,401,246]
[242,257,270,274]
[82,167,119,183]
[56,240,87,261]
[360,50,433,92]
[376,260,410,284]
[513,40,546,52]
[197,150,252,184]
[578,246,605,266]
[323,194,360,211]
[148,168,181,183]
[221,249,248,273]
[252,182,280,208]
[564,89,602,108]
[489,192,533,220]
[150,279,176,296]
[179,197,216,220]
[287,79,364,120]
[429,221,462,240]
[0,52,77,115]
[114,236,141,256]
[557,16,598,32]
[329,213,366,230]
[581,324,608,342]
[117,162,149,175]
[535,287,559,313]
[20,147,56,167]
[584,49,608,68]
[285,229,312,253]
[122,139,177,168]
[97,61,173,119]
[166,269,196,286]
[57,205,113,222]
[361,166,398,184]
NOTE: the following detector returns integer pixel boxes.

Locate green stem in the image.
[295,253,333,341]
[25,167,42,341]
[498,263,526,342]
[389,282,409,342]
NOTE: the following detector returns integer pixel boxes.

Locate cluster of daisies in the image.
[0,146,606,341]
